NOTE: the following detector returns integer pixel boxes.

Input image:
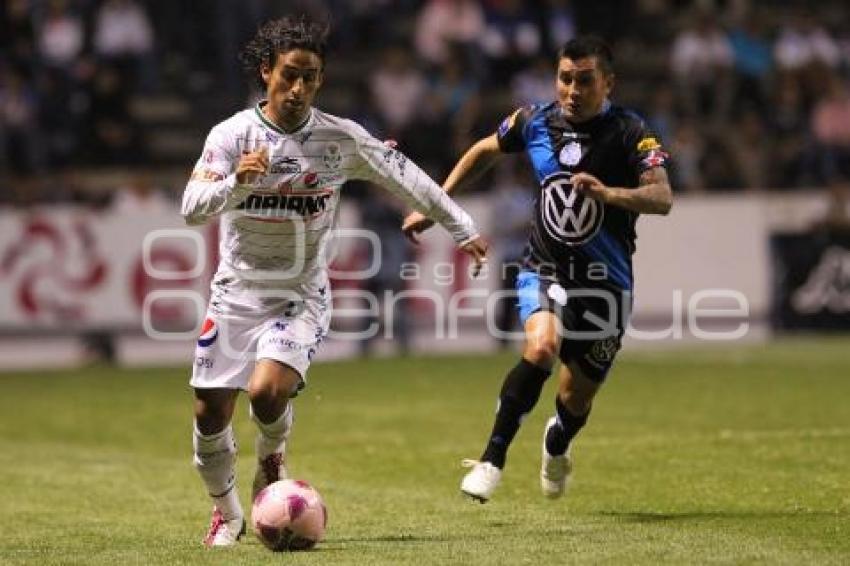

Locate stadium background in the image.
[3,0,849,364]
[0,2,848,564]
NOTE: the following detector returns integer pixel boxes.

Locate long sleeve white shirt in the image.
[182,103,478,313]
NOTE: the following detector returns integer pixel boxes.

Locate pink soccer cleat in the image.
[202,506,246,547]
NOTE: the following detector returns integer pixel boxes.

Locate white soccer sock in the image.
[250,403,293,460]
[193,422,243,520]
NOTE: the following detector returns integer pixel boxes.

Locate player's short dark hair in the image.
[558,36,614,75]
[239,16,330,89]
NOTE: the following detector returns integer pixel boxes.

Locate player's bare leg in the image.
[541,362,600,498]
[248,359,300,500]
[461,311,559,502]
[193,388,246,546]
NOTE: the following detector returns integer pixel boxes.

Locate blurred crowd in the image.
[3,0,850,205]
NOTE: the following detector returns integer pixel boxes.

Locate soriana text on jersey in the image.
[236,188,333,219]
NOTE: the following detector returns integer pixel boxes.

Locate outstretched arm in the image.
[353,132,489,273]
[570,167,673,215]
[402,134,505,242]
[443,134,504,194]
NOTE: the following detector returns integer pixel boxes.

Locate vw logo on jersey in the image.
[558,141,582,167]
[197,318,218,348]
[541,171,604,246]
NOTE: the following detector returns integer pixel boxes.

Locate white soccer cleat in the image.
[460,459,502,503]
[252,451,289,502]
[202,507,246,547]
[541,417,573,499]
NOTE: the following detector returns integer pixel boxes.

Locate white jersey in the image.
[182,102,479,315]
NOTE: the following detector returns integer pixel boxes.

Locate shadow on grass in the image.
[317,534,456,554]
[323,533,452,546]
[599,510,845,523]
[321,522,582,549]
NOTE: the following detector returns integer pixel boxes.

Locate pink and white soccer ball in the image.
[252,479,327,551]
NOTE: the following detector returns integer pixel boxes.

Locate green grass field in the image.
[1,338,848,565]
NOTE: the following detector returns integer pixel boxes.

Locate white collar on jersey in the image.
[254,101,313,135]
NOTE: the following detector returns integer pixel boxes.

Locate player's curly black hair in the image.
[239,16,330,90]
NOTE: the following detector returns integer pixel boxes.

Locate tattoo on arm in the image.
[639,166,669,188]
[630,166,672,214]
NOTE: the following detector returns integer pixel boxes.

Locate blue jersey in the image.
[496,100,669,292]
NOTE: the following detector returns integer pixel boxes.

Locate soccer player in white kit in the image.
[182,17,488,546]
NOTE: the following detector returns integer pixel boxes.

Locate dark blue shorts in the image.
[516,270,630,382]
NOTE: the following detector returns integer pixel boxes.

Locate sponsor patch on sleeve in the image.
[190,169,225,182]
[637,137,661,152]
[641,149,669,168]
[497,117,511,137]
[498,108,522,138]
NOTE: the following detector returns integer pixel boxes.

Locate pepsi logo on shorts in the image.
[198,318,218,348]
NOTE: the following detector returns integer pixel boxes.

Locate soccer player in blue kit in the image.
[403,36,673,502]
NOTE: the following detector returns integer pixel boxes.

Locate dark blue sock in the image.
[480,359,550,469]
[545,396,590,456]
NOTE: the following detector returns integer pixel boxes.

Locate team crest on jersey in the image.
[541,171,604,245]
[323,142,342,169]
[559,141,582,167]
[197,318,218,348]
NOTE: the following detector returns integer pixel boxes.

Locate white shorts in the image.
[189,288,331,391]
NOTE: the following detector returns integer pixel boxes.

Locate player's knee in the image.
[249,361,301,404]
[194,402,231,435]
[247,380,279,407]
[196,415,229,436]
[523,341,558,367]
[248,379,292,421]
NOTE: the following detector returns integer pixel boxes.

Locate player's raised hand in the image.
[401,211,436,244]
[236,144,269,185]
[461,235,489,278]
[570,171,609,203]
